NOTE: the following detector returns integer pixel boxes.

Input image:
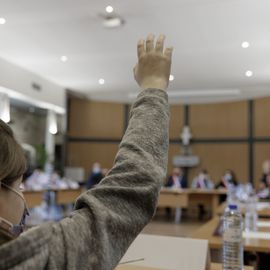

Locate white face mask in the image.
[224,173,232,182]
[0,182,29,237]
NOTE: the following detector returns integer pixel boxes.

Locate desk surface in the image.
[216,201,270,217]
[192,216,270,253]
[116,263,253,270]
[23,188,84,207]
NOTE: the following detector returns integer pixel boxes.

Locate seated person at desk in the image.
[86,162,104,189]
[257,160,270,199]
[215,169,238,203]
[165,167,187,189]
[164,167,187,219]
[192,169,214,220]
[191,169,214,189]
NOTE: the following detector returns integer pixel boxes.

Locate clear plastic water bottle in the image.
[245,195,258,232]
[223,204,243,270]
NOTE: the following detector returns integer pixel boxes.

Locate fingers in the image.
[133,64,138,79]
[155,34,165,53]
[137,39,145,59]
[164,46,173,60]
[145,34,155,52]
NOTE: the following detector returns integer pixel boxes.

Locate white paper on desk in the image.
[120,234,208,270]
[257,221,270,228]
[243,231,270,240]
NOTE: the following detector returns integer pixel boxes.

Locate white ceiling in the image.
[1,0,270,104]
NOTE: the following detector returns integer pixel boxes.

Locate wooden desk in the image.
[158,189,188,208]
[56,188,84,204]
[217,202,270,218]
[23,188,84,207]
[158,189,227,218]
[23,190,44,208]
[116,263,253,270]
[192,216,270,253]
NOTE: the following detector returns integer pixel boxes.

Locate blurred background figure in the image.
[164,167,187,221]
[216,169,238,189]
[86,163,105,189]
[216,169,239,203]
[165,167,187,189]
[256,160,270,199]
[192,169,214,220]
[191,169,214,189]
[260,160,270,187]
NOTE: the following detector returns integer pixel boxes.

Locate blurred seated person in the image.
[260,160,270,187]
[257,173,270,199]
[164,167,187,220]
[191,169,214,189]
[165,167,187,189]
[216,169,238,189]
[192,169,213,220]
[216,169,238,203]
[86,163,105,189]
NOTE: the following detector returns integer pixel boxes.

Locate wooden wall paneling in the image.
[188,144,249,185]
[169,105,184,139]
[190,101,248,138]
[68,97,124,138]
[254,143,270,188]
[254,97,270,137]
[67,142,119,178]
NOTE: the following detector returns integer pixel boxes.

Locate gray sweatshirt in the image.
[0,88,169,270]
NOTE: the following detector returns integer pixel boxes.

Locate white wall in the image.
[0,57,66,113]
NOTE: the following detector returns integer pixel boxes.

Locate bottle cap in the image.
[228,204,237,210]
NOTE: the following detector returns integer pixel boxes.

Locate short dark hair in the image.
[0,119,26,185]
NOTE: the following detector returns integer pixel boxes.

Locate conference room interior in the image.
[1,1,270,270]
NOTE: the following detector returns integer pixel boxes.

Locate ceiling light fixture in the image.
[241,41,250,49]
[60,55,68,62]
[106,6,114,13]
[245,70,253,77]
[99,78,105,85]
[0,18,6,25]
[169,75,174,81]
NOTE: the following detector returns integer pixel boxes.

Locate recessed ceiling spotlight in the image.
[0,18,6,25]
[245,70,253,77]
[99,78,105,85]
[169,74,174,81]
[241,41,250,49]
[60,55,68,62]
[106,6,114,13]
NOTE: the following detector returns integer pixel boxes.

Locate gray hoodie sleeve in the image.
[49,88,170,269]
[0,88,169,270]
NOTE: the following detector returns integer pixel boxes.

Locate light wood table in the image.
[23,190,44,208]
[158,189,189,208]
[158,189,227,218]
[192,216,270,253]
[116,263,253,270]
[23,188,84,207]
[56,188,84,204]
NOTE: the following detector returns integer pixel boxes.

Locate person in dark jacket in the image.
[165,167,187,189]
[0,34,173,269]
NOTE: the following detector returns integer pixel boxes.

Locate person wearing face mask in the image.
[0,34,173,269]
[0,128,29,244]
[215,169,238,203]
[191,169,214,189]
[191,169,214,220]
